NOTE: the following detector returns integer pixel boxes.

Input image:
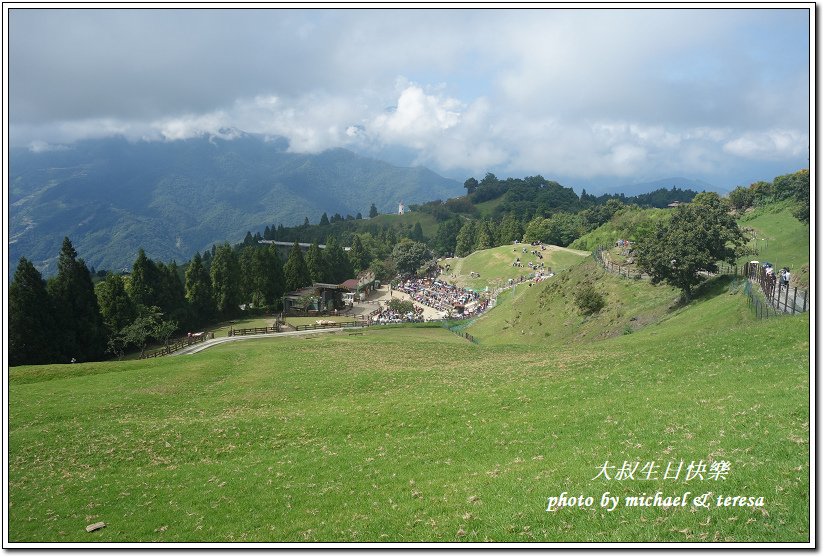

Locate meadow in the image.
[440,244,589,291]
[8,288,809,542]
[7,201,811,544]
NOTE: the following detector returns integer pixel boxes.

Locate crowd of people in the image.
[372,305,426,324]
[395,276,489,318]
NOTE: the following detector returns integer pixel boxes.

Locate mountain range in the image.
[10,134,462,275]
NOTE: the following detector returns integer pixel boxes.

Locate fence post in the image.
[802,290,807,313]
[792,287,798,314]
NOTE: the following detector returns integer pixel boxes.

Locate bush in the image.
[387,299,415,314]
[574,283,606,315]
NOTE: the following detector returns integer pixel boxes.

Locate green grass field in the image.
[9,281,809,542]
[7,199,811,543]
[736,202,811,288]
[440,244,589,291]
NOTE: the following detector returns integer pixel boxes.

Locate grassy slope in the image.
[9,287,809,542]
[440,244,589,291]
[474,197,506,218]
[736,202,811,288]
[569,207,670,251]
[468,258,687,346]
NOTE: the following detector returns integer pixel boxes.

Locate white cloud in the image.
[9,9,809,185]
[723,130,808,160]
[371,85,462,150]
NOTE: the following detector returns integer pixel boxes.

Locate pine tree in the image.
[306,241,330,283]
[348,235,371,273]
[454,221,477,257]
[185,252,215,324]
[96,273,137,337]
[9,257,56,365]
[263,244,286,306]
[159,261,188,328]
[319,212,330,226]
[475,220,493,251]
[283,241,312,292]
[434,216,463,256]
[210,244,241,317]
[48,237,106,362]
[129,248,161,308]
[497,213,525,245]
[410,222,425,242]
[369,203,379,218]
[325,236,354,283]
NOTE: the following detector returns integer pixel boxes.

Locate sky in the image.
[8,7,811,191]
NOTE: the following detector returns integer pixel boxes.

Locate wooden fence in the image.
[594,246,808,317]
[141,333,210,359]
[285,321,362,332]
[744,263,808,315]
[228,325,280,336]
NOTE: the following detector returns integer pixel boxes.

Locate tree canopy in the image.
[635,193,745,299]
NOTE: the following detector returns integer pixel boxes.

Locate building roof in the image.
[341,279,359,291]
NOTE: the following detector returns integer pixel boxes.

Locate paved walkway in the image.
[368,285,446,320]
[172,326,368,355]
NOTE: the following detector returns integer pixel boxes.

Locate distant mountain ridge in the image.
[10,135,462,276]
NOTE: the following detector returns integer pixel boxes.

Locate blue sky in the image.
[9,7,811,191]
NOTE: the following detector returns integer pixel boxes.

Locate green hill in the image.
[9,290,809,542]
[736,201,811,288]
[569,206,671,252]
[467,257,695,346]
[439,244,589,291]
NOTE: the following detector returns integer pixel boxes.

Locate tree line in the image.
[9,233,376,365]
[11,169,807,365]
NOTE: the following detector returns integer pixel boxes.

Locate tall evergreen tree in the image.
[210,244,241,317]
[475,220,493,251]
[319,212,330,226]
[283,241,312,292]
[454,221,477,257]
[264,244,286,306]
[433,216,463,256]
[306,241,331,283]
[9,257,56,365]
[497,213,525,245]
[325,236,354,283]
[158,261,188,328]
[185,252,215,324]
[410,221,425,242]
[129,248,161,308]
[48,237,106,362]
[96,273,137,337]
[347,235,371,274]
[369,203,379,218]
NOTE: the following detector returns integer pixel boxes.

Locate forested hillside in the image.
[10,134,461,276]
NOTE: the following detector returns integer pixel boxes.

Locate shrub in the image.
[387,299,415,314]
[574,283,606,315]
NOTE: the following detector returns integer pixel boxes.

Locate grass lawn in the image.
[441,245,589,292]
[8,283,809,542]
[736,202,811,288]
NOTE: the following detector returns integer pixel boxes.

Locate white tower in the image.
[398,201,405,215]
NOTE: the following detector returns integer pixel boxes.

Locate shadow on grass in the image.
[669,274,735,310]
